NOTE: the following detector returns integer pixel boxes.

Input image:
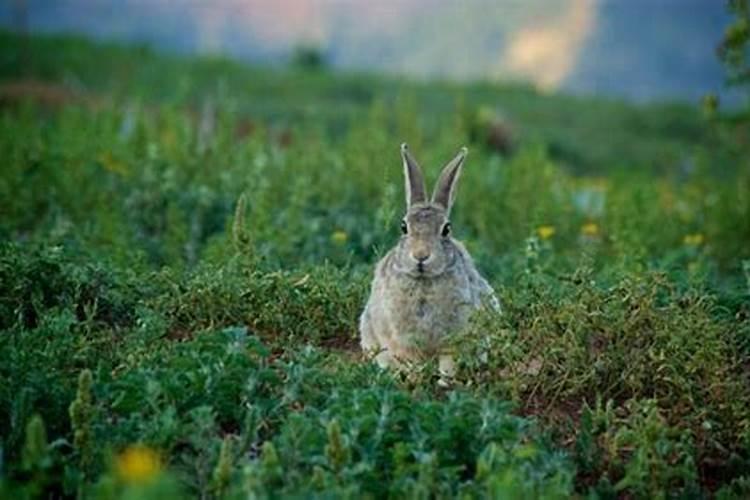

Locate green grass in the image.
[0,30,749,498]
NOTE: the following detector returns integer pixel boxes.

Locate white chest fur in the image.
[384,269,475,351]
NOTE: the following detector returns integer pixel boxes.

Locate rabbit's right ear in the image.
[401,143,427,207]
[431,147,467,214]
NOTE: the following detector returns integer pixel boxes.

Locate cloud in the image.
[503,0,598,90]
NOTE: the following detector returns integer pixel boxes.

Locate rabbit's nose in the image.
[412,252,431,263]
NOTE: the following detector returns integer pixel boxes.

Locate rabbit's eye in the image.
[441,222,451,237]
[400,220,408,234]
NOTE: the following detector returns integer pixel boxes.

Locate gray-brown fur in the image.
[359,144,499,377]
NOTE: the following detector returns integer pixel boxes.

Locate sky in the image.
[0,0,734,102]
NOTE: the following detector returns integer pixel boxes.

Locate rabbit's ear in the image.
[432,147,468,213]
[401,143,427,207]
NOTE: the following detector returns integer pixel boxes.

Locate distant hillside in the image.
[0,0,733,102]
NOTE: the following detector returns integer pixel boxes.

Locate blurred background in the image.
[0,0,748,273]
[0,0,734,103]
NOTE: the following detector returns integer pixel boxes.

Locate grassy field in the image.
[1,31,749,498]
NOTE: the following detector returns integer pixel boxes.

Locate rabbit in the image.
[359,143,499,382]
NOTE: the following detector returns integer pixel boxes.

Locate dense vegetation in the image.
[1,28,749,498]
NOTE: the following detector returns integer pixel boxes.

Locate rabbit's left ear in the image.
[401,143,427,207]
[432,147,468,213]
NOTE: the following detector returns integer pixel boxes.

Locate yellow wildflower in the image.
[581,222,599,236]
[161,128,177,149]
[98,152,129,176]
[683,233,704,246]
[536,225,556,240]
[116,445,161,484]
[331,230,348,245]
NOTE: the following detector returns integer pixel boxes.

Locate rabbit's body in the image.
[360,236,494,368]
[359,145,498,376]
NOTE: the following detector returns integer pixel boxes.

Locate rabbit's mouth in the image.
[390,246,458,278]
[407,261,446,279]
[394,250,459,279]
[395,262,439,279]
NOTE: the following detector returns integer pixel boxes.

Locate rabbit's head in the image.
[391,143,468,278]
